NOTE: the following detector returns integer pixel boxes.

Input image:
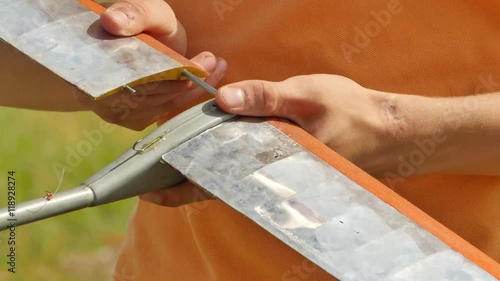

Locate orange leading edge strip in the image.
[268,118,500,278]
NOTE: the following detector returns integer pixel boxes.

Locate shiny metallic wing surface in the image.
[162,118,496,281]
[0,0,188,99]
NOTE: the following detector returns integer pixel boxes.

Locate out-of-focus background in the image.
[0,108,153,281]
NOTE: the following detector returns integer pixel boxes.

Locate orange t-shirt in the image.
[113,1,500,280]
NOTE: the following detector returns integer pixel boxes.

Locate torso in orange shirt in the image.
[113,1,500,280]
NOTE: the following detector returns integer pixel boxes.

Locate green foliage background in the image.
[0,108,153,281]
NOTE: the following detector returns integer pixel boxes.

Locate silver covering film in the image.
[163,118,496,281]
[0,0,186,99]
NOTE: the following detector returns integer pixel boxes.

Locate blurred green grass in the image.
[0,107,153,281]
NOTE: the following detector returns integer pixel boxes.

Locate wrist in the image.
[366,92,450,177]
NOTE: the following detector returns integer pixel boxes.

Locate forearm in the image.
[0,41,87,111]
[392,92,500,176]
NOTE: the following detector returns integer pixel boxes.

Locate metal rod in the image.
[181,69,217,95]
[123,84,136,93]
[0,186,95,230]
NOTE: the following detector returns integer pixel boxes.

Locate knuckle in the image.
[139,0,176,33]
[100,113,123,125]
[128,123,148,131]
[119,0,147,17]
[134,1,152,19]
[251,81,281,115]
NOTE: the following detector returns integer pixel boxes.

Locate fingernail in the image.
[200,55,217,69]
[140,193,162,205]
[220,87,245,109]
[104,9,133,34]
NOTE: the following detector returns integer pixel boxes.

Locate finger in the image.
[110,116,158,131]
[157,57,228,121]
[75,52,220,110]
[97,111,157,131]
[167,52,221,93]
[215,77,327,128]
[188,52,220,78]
[197,57,228,89]
[76,79,190,110]
[100,0,184,50]
[172,57,228,105]
[95,83,228,130]
[139,181,216,207]
[76,89,178,111]
[101,0,176,36]
[215,79,286,116]
[125,52,221,97]
[95,102,178,130]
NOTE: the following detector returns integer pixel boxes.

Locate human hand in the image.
[214,74,425,178]
[142,74,398,207]
[74,0,227,131]
[214,76,500,178]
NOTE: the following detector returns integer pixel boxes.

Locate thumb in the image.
[215,80,286,117]
[100,0,185,52]
[216,77,322,122]
[215,77,324,127]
